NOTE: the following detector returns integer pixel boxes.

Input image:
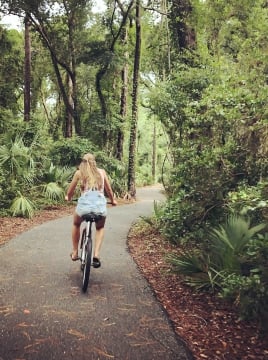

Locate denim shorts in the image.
[76,190,107,217]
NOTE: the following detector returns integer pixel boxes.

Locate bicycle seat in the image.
[81,213,102,222]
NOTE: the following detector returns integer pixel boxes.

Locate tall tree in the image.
[116,25,129,160]
[128,0,141,198]
[1,0,90,136]
[168,0,196,53]
[115,0,133,160]
[0,25,23,117]
[94,0,134,150]
[23,12,31,121]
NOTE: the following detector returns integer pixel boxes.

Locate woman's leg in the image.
[71,213,82,259]
[94,217,106,260]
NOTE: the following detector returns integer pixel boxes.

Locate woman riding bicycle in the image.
[65,153,117,268]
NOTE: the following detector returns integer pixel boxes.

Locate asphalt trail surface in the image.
[0,186,193,360]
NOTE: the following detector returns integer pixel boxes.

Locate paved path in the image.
[0,186,193,360]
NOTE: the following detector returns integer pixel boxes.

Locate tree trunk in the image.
[65,72,73,138]
[49,51,75,134]
[67,10,81,136]
[96,0,134,150]
[169,0,196,51]
[95,67,108,147]
[128,0,141,198]
[24,13,31,122]
[30,18,75,132]
[72,75,81,135]
[116,27,129,161]
[162,0,171,74]
[27,13,78,137]
[152,119,156,183]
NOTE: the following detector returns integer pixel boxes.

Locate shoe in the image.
[70,253,79,261]
[93,257,101,268]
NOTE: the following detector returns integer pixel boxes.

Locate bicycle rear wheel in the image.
[80,229,86,271]
[81,228,92,293]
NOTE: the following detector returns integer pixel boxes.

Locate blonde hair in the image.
[79,153,102,190]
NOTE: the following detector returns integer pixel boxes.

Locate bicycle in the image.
[79,212,102,293]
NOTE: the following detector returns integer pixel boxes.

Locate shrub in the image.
[158,190,208,245]
[49,138,95,167]
[221,272,268,329]
[167,214,268,327]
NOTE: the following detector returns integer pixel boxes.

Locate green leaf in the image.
[42,182,64,201]
[10,193,35,218]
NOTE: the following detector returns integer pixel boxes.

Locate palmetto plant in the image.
[210,215,266,273]
[0,136,37,217]
[0,135,74,217]
[8,164,73,218]
[0,136,36,181]
[40,163,74,201]
[169,214,266,290]
[10,192,36,218]
[42,182,65,201]
[168,250,223,290]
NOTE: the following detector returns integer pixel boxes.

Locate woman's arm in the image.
[103,170,117,206]
[65,170,80,201]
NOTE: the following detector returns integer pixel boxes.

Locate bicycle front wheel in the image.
[82,230,92,293]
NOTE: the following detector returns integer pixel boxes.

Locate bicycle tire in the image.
[80,229,86,271]
[82,228,92,293]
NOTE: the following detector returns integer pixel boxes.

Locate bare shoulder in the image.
[73,169,81,181]
[98,168,107,176]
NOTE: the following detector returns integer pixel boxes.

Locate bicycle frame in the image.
[80,221,92,265]
[80,213,102,292]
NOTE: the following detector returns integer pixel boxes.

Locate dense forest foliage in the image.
[0,0,267,327]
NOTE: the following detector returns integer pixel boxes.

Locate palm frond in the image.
[209,214,266,272]
[42,182,65,201]
[56,166,74,187]
[0,136,36,179]
[184,271,222,291]
[167,251,207,274]
[41,163,73,187]
[10,193,35,218]
[211,215,263,252]
[167,252,223,290]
